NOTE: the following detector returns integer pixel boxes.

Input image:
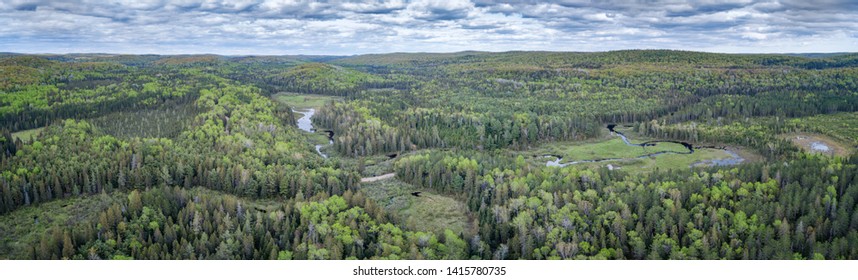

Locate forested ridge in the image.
[1,51,857,259]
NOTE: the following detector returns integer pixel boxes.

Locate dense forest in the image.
[1,50,857,259]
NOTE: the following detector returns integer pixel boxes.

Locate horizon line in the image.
[3,49,856,57]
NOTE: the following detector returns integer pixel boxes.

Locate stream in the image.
[293,108,333,159]
[544,125,745,168]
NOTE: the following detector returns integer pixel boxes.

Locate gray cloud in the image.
[0,0,855,54]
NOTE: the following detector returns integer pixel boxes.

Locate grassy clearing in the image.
[272,93,339,109]
[780,133,852,157]
[531,137,689,162]
[730,146,765,162]
[577,148,739,174]
[0,192,124,259]
[534,148,734,174]
[524,134,760,174]
[554,148,748,174]
[10,127,44,142]
[360,179,473,235]
[306,131,331,145]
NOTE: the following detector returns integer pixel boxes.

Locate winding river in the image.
[293,108,333,159]
[545,125,745,168]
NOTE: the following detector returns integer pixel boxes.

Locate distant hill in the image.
[1,50,855,70]
[271,62,384,95]
[333,50,858,70]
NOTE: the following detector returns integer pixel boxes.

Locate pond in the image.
[811,142,831,152]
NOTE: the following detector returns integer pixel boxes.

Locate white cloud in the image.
[0,0,856,54]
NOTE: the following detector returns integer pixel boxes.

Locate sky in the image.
[0,0,856,55]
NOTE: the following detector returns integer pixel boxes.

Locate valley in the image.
[1,51,858,260]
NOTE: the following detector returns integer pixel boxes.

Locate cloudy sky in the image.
[1,0,856,55]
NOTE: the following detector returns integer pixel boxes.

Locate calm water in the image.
[811,142,831,152]
[293,108,328,159]
[294,108,315,133]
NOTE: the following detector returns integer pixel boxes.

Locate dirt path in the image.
[360,173,395,183]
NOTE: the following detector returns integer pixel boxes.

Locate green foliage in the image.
[268,63,385,96]
[88,103,200,139]
[394,149,858,259]
[14,187,475,260]
[786,112,858,147]
[2,51,858,260]
[0,74,359,215]
[0,57,203,132]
